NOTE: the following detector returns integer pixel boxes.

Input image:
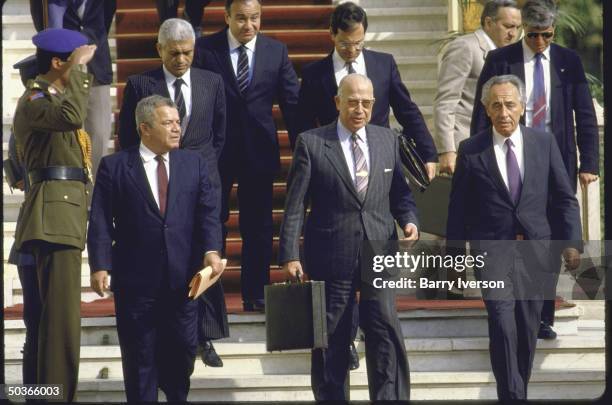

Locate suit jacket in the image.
[87,147,222,295]
[471,42,599,184]
[61,0,113,85]
[118,67,226,170]
[433,29,492,153]
[279,122,418,280]
[193,28,299,174]
[296,49,437,162]
[13,72,90,251]
[446,125,581,244]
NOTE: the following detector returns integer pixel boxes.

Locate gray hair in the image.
[481,74,526,106]
[135,95,177,135]
[158,18,195,46]
[480,0,519,27]
[337,73,373,98]
[521,0,557,28]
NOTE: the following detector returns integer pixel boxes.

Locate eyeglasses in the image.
[526,31,554,39]
[338,40,365,50]
[347,98,375,109]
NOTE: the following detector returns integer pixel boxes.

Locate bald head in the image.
[335,74,375,132]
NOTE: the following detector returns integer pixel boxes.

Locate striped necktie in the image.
[351,132,368,201]
[531,53,546,130]
[237,45,250,95]
[346,62,356,74]
[173,78,186,122]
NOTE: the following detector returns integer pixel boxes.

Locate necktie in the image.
[505,139,522,204]
[346,62,356,74]
[173,78,186,122]
[155,155,168,216]
[237,45,250,95]
[351,132,368,201]
[532,53,546,130]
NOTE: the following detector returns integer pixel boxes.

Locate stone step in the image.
[4,331,604,383]
[365,7,448,33]
[3,369,604,401]
[116,0,330,9]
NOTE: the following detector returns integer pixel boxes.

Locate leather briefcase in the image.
[265,279,327,351]
[410,175,452,236]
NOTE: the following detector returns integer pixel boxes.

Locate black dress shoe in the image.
[349,342,360,370]
[537,323,557,340]
[243,300,265,312]
[201,340,223,367]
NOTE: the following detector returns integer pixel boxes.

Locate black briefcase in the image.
[265,279,327,351]
[410,175,452,237]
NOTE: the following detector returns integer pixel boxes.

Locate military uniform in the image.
[13,28,92,402]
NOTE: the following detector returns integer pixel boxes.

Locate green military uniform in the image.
[13,67,91,402]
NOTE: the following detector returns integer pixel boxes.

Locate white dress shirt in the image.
[522,40,552,132]
[140,143,170,209]
[492,126,524,191]
[333,49,367,86]
[227,29,257,83]
[163,65,192,132]
[337,121,370,182]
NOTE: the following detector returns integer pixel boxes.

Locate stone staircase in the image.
[2,0,605,401]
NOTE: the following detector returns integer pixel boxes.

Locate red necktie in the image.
[155,155,168,216]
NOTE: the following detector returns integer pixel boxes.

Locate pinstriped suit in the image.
[279,122,417,400]
[118,66,229,340]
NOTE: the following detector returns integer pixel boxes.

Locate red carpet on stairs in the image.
[3,294,574,320]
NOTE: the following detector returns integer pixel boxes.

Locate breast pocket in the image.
[43,182,86,238]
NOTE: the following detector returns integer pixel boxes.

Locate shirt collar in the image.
[492,125,522,149]
[227,29,257,52]
[521,38,551,62]
[162,65,191,88]
[140,142,170,163]
[332,49,365,73]
[337,120,367,143]
[481,29,497,50]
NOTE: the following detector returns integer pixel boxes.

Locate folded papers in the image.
[188,258,228,299]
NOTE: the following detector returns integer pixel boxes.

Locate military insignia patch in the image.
[27,91,45,101]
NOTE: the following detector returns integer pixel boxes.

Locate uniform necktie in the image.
[532,53,546,130]
[505,138,522,204]
[346,62,356,74]
[156,155,168,216]
[237,45,250,95]
[173,78,186,122]
[351,132,368,201]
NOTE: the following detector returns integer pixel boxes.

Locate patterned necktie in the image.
[173,78,186,122]
[505,139,522,204]
[351,132,368,201]
[532,53,546,130]
[155,155,168,216]
[237,45,250,95]
[346,62,356,74]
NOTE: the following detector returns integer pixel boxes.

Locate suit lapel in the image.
[363,125,380,204]
[478,131,514,206]
[321,53,338,101]
[127,148,163,220]
[151,68,171,99]
[181,70,198,145]
[548,45,564,135]
[215,29,241,96]
[248,35,267,97]
[324,123,361,203]
[518,126,537,206]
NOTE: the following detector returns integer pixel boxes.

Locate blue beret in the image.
[32,28,88,53]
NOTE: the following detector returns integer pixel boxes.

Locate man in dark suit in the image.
[279,74,419,400]
[296,1,437,179]
[88,95,223,402]
[470,0,599,339]
[118,18,228,366]
[193,0,300,311]
[447,75,581,401]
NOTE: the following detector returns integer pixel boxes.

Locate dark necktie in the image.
[173,78,186,122]
[351,132,368,201]
[237,45,250,95]
[532,53,546,130]
[505,138,522,204]
[346,62,356,74]
[155,155,168,216]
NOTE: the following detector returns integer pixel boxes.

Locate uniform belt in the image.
[28,166,88,184]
